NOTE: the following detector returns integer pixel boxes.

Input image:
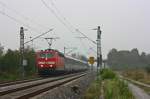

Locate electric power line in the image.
[0,10,41,33]
[41,0,75,34]
[48,0,97,45]
[24,28,53,44]
[0,1,49,30]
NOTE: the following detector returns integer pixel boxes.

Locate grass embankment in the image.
[0,72,37,82]
[122,69,150,94]
[122,69,150,85]
[83,75,101,99]
[84,69,134,99]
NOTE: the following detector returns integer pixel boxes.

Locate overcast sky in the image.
[0,0,150,58]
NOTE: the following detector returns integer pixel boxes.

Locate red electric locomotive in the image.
[36,49,89,75]
[36,49,65,74]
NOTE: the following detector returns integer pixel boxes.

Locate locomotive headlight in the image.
[40,65,44,67]
[50,65,53,67]
[38,61,45,64]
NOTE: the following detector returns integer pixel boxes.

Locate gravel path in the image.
[128,82,150,99]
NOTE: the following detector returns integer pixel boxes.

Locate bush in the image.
[104,79,134,99]
[100,69,116,80]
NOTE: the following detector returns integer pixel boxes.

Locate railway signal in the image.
[88,56,95,65]
[88,56,95,70]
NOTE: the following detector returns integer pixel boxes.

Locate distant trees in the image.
[0,43,4,56]
[0,45,36,78]
[107,48,150,70]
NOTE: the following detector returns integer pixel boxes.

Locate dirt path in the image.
[128,82,150,99]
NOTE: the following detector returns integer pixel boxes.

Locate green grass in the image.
[0,72,19,82]
[100,68,117,80]
[0,71,37,82]
[104,78,134,99]
[122,69,150,85]
[84,69,135,99]
[83,76,101,99]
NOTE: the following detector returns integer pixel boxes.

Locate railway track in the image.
[0,77,43,87]
[0,72,87,99]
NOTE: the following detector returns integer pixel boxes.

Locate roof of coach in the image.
[65,55,88,64]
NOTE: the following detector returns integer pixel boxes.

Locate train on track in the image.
[36,49,89,75]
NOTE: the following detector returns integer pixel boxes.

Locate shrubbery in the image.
[0,46,37,81]
[100,69,116,80]
[104,79,134,99]
[100,69,134,99]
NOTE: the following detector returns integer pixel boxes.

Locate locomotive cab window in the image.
[39,53,46,58]
[46,53,54,58]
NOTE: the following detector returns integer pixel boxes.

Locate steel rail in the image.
[0,77,43,87]
[16,73,86,99]
[0,72,86,97]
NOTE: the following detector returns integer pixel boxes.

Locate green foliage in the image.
[0,49,20,74]
[0,46,37,81]
[0,43,4,57]
[84,69,134,99]
[84,77,101,99]
[24,47,36,76]
[0,72,19,81]
[100,69,116,80]
[104,79,134,99]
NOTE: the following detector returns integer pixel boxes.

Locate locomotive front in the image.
[36,49,57,74]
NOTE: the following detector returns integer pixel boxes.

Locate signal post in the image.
[20,27,25,78]
[97,26,102,71]
[88,56,95,71]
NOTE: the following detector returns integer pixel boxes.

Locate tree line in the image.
[107,48,150,70]
[0,43,36,79]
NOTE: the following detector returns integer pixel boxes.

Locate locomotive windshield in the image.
[47,53,54,58]
[39,53,54,58]
[39,53,46,58]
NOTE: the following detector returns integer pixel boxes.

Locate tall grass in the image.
[100,68,116,80]
[104,79,134,99]
[83,75,101,99]
[84,69,134,99]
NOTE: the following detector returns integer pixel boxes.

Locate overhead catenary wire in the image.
[47,0,97,45]
[24,28,53,44]
[41,0,96,45]
[0,10,41,33]
[41,0,75,34]
[47,0,97,55]
[48,0,75,30]
[49,0,97,55]
[0,10,54,46]
[76,37,97,55]
[0,1,50,30]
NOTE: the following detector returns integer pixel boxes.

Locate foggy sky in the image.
[0,0,150,58]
